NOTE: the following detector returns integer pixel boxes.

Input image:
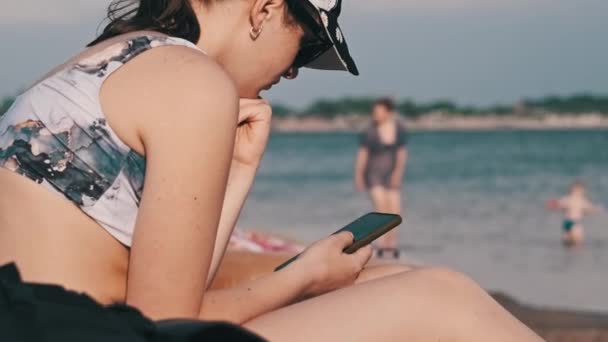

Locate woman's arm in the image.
[113,46,239,320]
[354,147,368,191]
[393,147,408,177]
[389,147,408,189]
[201,260,310,323]
[207,99,273,285]
[201,232,373,324]
[207,165,257,284]
[390,123,409,188]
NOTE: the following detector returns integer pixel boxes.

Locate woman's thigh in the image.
[385,189,401,215]
[355,263,414,284]
[368,186,389,212]
[244,267,541,342]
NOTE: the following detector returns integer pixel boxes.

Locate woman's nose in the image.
[283,67,299,80]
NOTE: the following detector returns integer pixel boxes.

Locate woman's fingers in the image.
[353,245,373,268]
[330,231,355,250]
[238,98,272,125]
[332,232,371,270]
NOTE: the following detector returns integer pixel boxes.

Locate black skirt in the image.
[0,263,266,342]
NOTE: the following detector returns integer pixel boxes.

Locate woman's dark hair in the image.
[88,0,201,47]
[88,0,303,47]
[374,98,396,111]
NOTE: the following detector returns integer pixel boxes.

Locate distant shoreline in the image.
[271,112,608,132]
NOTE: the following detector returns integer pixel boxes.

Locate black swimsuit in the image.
[359,121,408,189]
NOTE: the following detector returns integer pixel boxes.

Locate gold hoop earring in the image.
[250,23,264,40]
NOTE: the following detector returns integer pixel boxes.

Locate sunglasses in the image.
[288,1,333,68]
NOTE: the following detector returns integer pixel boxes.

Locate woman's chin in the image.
[259,84,278,98]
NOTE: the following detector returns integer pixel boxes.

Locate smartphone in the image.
[274,212,402,272]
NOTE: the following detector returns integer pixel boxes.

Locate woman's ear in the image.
[249,0,284,31]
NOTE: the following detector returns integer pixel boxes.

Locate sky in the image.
[1,0,607,108]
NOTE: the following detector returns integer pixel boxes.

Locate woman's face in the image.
[372,104,392,123]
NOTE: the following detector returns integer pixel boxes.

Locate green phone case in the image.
[340,213,402,254]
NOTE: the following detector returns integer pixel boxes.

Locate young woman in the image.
[355,98,408,259]
[0,0,543,340]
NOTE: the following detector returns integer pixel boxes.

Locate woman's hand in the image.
[202,231,371,323]
[292,232,373,298]
[233,98,272,171]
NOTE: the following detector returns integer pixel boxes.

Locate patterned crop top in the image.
[0,35,202,246]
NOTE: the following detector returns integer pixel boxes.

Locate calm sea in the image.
[239,129,608,311]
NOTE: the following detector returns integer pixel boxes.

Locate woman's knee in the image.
[398,266,489,304]
[393,267,501,323]
[387,268,536,340]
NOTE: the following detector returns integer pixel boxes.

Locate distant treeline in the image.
[2,93,608,118]
[273,94,608,118]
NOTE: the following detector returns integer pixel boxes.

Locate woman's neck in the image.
[378,116,395,127]
[193,2,242,64]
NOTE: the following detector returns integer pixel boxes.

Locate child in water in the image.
[549,181,604,246]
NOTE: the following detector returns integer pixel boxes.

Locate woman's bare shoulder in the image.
[115,43,236,105]
[103,43,238,135]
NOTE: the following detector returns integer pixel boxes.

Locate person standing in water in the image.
[549,181,604,246]
[354,98,408,259]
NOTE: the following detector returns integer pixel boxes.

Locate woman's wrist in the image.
[276,258,317,302]
[227,160,259,186]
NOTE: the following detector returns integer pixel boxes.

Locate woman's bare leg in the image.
[245,267,542,342]
[355,263,414,284]
[369,186,389,213]
[381,189,402,250]
[369,187,393,250]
